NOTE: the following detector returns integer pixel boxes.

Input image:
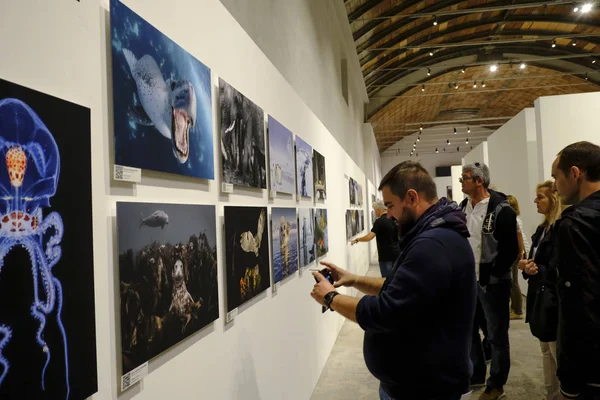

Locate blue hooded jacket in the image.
[356,199,477,400]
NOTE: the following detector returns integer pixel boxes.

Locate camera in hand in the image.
[315,268,334,313]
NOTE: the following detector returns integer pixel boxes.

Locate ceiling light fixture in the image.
[466,138,469,144]
[470,146,473,150]
[574,5,580,12]
[520,62,527,70]
[433,16,438,26]
[490,64,498,72]
[417,136,420,142]
[467,127,471,133]
[585,73,589,80]
[429,51,434,56]
[454,83,459,89]
[421,85,425,92]
[482,81,486,88]
[457,146,460,152]
[420,125,423,131]
[552,40,557,48]
[461,67,466,73]
[453,127,457,134]
[573,41,577,46]
[473,81,477,88]
[436,148,439,153]
[447,139,450,145]
[427,68,431,76]
[444,147,446,151]
[582,3,593,13]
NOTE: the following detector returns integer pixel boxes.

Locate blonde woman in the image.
[506,195,530,319]
[518,181,563,400]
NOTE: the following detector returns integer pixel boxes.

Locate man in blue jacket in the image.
[311,161,476,400]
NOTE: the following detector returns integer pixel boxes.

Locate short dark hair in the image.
[378,161,437,202]
[557,141,600,182]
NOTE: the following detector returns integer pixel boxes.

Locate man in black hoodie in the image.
[551,141,600,400]
[310,161,476,400]
[460,162,518,400]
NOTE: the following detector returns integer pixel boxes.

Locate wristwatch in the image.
[324,291,340,311]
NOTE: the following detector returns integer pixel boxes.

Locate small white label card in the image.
[222,182,234,193]
[121,361,148,391]
[114,165,141,183]
[226,308,238,323]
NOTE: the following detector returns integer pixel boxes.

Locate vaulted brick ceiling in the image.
[343,0,600,153]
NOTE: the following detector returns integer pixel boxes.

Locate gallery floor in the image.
[311,266,546,400]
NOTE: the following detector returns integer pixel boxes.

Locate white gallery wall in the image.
[462,141,489,167]
[535,91,600,179]
[451,166,465,203]
[434,176,453,200]
[0,1,378,399]
[382,152,464,178]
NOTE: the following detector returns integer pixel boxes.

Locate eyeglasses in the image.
[459,177,475,183]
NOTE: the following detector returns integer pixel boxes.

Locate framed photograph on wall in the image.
[271,208,298,283]
[268,116,295,195]
[295,136,314,198]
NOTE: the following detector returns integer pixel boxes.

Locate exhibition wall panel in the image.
[0,0,373,399]
[535,92,600,179]
[462,141,489,167]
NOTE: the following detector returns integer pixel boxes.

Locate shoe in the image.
[510,311,523,320]
[478,386,505,400]
[470,380,486,389]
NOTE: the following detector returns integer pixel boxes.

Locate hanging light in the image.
[436,148,439,153]
[427,68,431,76]
[552,40,556,48]
[454,83,459,89]
[582,3,593,13]
[461,67,466,73]
[447,139,450,145]
[433,15,438,26]
[585,73,589,80]
[429,51,434,56]
[520,62,527,70]
[482,81,486,88]
[421,85,425,92]
[490,64,498,72]
[467,127,471,133]
[473,81,477,88]
[420,125,423,131]
[466,138,469,144]
[572,41,577,47]
[453,127,457,134]
[417,135,420,142]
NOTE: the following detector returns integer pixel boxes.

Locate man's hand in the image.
[320,261,357,288]
[524,261,539,275]
[310,271,336,306]
[351,239,358,245]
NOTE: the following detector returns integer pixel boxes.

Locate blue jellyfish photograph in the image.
[0,78,97,399]
[298,208,315,268]
[268,116,295,195]
[271,208,298,284]
[295,136,314,198]
[110,0,214,180]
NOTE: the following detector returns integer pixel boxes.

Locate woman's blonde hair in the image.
[506,195,520,216]
[536,180,563,227]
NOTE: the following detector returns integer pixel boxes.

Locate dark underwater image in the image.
[111,0,214,179]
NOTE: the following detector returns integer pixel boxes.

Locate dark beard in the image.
[398,208,417,237]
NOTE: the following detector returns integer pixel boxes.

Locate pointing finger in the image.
[312,271,324,282]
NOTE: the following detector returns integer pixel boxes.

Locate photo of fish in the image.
[271,208,298,283]
[224,207,270,312]
[313,150,326,200]
[314,209,329,258]
[111,0,214,179]
[295,136,314,198]
[268,116,295,195]
[117,202,218,376]
[220,79,266,189]
[0,78,97,399]
[298,208,316,268]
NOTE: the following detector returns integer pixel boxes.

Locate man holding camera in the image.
[310,161,477,400]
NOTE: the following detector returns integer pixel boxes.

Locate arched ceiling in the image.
[343,0,600,153]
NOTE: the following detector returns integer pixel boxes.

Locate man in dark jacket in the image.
[551,141,600,400]
[310,161,476,400]
[460,162,518,400]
